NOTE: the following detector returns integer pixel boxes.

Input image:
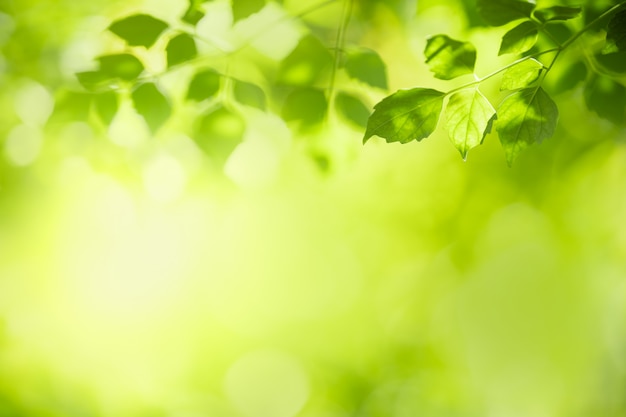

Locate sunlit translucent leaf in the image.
[76,71,111,91]
[232,0,266,22]
[277,35,333,86]
[445,88,496,159]
[477,0,535,26]
[194,106,246,163]
[584,75,626,125]
[233,80,266,110]
[606,10,626,53]
[97,54,144,81]
[551,60,587,94]
[500,58,544,90]
[344,48,388,89]
[93,91,118,125]
[424,35,476,80]
[166,33,197,68]
[281,88,327,127]
[533,6,582,22]
[187,69,221,101]
[335,92,370,128]
[131,83,171,133]
[497,87,558,165]
[499,21,539,55]
[363,88,445,144]
[108,14,168,47]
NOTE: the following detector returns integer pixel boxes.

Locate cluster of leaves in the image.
[364,0,626,165]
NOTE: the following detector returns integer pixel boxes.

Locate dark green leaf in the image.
[281,88,328,127]
[344,48,388,89]
[500,58,544,90]
[551,60,587,94]
[182,3,205,25]
[232,0,266,22]
[424,35,476,80]
[542,22,574,44]
[277,35,333,86]
[131,83,171,133]
[363,88,445,144]
[497,87,558,165]
[476,0,535,26]
[166,33,197,68]
[584,75,626,125]
[499,21,539,55]
[533,6,582,22]
[606,10,626,53]
[187,69,221,101]
[233,80,266,110]
[97,54,144,81]
[595,51,626,74]
[108,14,168,48]
[93,91,118,125]
[76,71,112,91]
[445,88,496,159]
[335,92,370,128]
[194,106,246,163]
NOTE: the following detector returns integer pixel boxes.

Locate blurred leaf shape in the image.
[335,92,370,128]
[445,88,496,159]
[76,71,112,91]
[281,88,327,127]
[233,80,266,110]
[97,54,144,81]
[551,60,587,94]
[533,6,582,22]
[584,75,626,125]
[594,51,626,74]
[108,14,168,47]
[605,10,626,53]
[499,21,539,55]
[500,58,544,90]
[50,90,93,122]
[166,33,197,68]
[182,0,205,25]
[93,91,118,125]
[194,106,246,162]
[497,87,558,166]
[131,83,171,133]
[277,35,333,86]
[424,35,476,80]
[364,88,445,143]
[476,0,535,26]
[232,0,266,22]
[187,69,222,101]
[344,48,388,89]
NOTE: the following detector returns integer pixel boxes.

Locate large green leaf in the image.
[335,92,370,129]
[277,35,333,86]
[281,88,328,127]
[108,14,168,47]
[233,80,266,110]
[93,91,118,125]
[131,83,171,133]
[606,10,626,53]
[584,75,626,125]
[187,69,221,101]
[476,0,535,26]
[166,33,197,68]
[363,88,445,144]
[500,58,544,90]
[194,106,246,163]
[232,0,266,22]
[499,21,539,55]
[496,87,558,165]
[344,48,388,89]
[533,6,582,22]
[424,35,476,80]
[445,88,496,159]
[97,54,144,81]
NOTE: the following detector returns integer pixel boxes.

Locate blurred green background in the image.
[1,0,626,416]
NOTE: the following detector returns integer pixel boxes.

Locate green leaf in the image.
[108,14,168,48]
[93,91,118,125]
[476,0,535,26]
[344,48,388,89]
[595,51,626,74]
[281,88,328,127]
[606,10,626,53]
[97,54,144,81]
[584,75,626,125]
[194,106,246,163]
[499,21,539,55]
[335,92,370,129]
[533,6,582,22]
[182,2,205,25]
[166,33,197,68]
[500,58,544,90]
[76,71,112,91]
[496,87,558,165]
[424,35,476,80]
[233,80,266,110]
[445,88,496,159]
[551,60,587,94]
[131,83,171,133]
[363,88,445,144]
[277,35,333,86]
[50,90,93,122]
[232,0,266,22]
[187,69,221,101]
